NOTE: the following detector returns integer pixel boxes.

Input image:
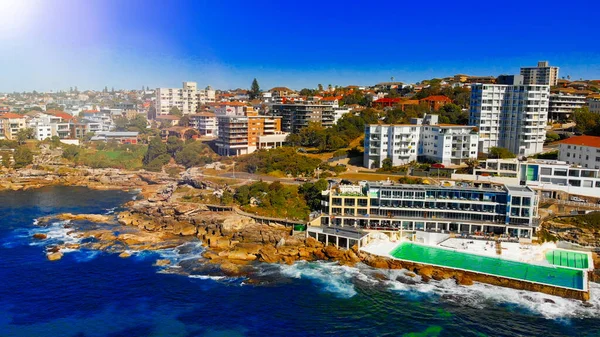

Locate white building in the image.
[558,135,600,169]
[589,98,600,114]
[156,82,216,115]
[460,158,600,199]
[520,61,559,86]
[549,93,586,121]
[189,112,217,137]
[363,114,478,168]
[27,112,72,140]
[469,79,549,157]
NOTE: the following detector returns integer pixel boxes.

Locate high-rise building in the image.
[216,107,286,156]
[520,61,559,86]
[155,82,215,115]
[548,93,586,121]
[363,114,479,168]
[469,79,549,157]
[589,98,600,114]
[270,103,335,133]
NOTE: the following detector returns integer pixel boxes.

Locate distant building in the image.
[589,98,600,114]
[216,107,286,156]
[419,95,452,111]
[155,115,180,127]
[189,112,217,137]
[469,81,549,156]
[156,82,215,115]
[27,112,72,140]
[558,135,600,169]
[548,93,586,121]
[520,61,559,86]
[270,103,335,133]
[90,131,139,144]
[363,114,479,168]
[372,98,420,110]
[0,113,27,140]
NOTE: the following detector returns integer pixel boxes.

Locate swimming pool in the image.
[390,242,585,290]
[546,250,589,269]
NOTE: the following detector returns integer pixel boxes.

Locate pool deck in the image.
[437,238,593,271]
[361,239,590,293]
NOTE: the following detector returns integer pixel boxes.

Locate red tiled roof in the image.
[156,115,181,120]
[420,95,452,102]
[321,96,343,101]
[374,98,402,103]
[51,111,75,120]
[559,135,600,148]
[0,113,25,119]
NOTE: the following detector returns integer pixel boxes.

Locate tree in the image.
[184,129,198,140]
[489,147,516,159]
[16,128,34,145]
[1,152,10,168]
[298,179,328,211]
[166,136,184,156]
[114,117,129,131]
[464,158,479,174]
[381,158,393,171]
[545,132,560,144]
[62,145,80,160]
[169,106,182,117]
[13,146,33,168]
[130,115,148,133]
[573,107,600,135]
[249,78,261,100]
[143,137,168,166]
[178,115,190,127]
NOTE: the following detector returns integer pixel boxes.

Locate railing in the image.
[540,198,600,209]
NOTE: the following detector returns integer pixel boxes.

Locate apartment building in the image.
[363,114,478,168]
[0,113,27,140]
[216,107,286,156]
[270,103,335,133]
[189,112,217,137]
[520,61,559,86]
[27,112,72,140]
[155,82,215,115]
[549,93,586,121]
[558,135,600,168]
[324,182,537,238]
[589,98,600,114]
[211,102,247,116]
[469,77,549,156]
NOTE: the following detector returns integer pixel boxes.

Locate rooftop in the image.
[558,135,600,149]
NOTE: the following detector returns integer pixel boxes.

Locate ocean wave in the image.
[188,275,227,281]
[154,241,205,266]
[104,207,117,215]
[278,261,361,298]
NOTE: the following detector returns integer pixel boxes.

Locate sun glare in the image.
[0,0,37,37]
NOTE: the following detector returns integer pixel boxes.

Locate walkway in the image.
[205,204,305,227]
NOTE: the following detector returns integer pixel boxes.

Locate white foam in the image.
[155,241,205,266]
[279,261,361,298]
[188,275,227,281]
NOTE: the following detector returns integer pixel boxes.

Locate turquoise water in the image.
[546,250,589,269]
[390,243,585,290]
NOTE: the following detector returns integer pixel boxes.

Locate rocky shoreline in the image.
[9,167,594,302]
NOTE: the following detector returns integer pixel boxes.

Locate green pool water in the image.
[390,243,585,290]
[545,250,589,269]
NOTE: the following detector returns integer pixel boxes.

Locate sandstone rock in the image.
[220,262,244,276]
[119,252,131,258]
[56,213,114,223]
[47,252,63,261]
[404,272,416,278]
[32,233,47,240]
[323,245,343,259]
[227,251,257,261]
[276,237,286,248]
[155,259,171,266]
[455,274,474,286]
[64,243,81,250]
[257,245,279,263]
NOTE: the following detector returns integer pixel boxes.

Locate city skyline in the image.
[1,0,599,92]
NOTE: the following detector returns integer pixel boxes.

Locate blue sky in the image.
[1,0,599,92]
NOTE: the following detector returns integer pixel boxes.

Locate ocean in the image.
[1,186,599,337]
